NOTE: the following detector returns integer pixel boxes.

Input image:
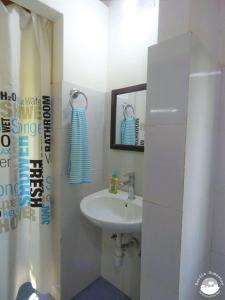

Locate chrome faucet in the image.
[121,172,135,200]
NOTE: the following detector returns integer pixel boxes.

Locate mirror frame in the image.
[110,83,147,152]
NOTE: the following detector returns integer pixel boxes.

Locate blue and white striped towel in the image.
[121,116,136,145]
[67,107,91,184]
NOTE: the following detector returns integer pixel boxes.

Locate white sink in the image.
[80,189,143,233]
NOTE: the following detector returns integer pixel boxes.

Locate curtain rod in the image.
[1,0,31,13]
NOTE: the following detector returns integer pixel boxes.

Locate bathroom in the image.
[0,0,225,299]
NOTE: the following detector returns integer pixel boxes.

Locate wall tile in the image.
[143,125,186,211]
[141,201,182,298]
[102,88,144,299]
[212,190,225,255]
[179,250,211,300]
[103,92,144,196]
[141,276,179,300]
[62,81,105,129]
[211,252,225,300]
[89,127,104,172]
[158,0,190,43]
[59,81,105,299]
[213,130,225,194]
[146,33,190,126]
[211,69,225,265]
[101,231,141,300]
[104,148,144,196]
[61,171,103,299]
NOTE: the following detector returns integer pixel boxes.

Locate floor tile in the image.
[72,277,131,300]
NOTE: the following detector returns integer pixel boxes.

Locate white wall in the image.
[23,2,157,298]
[38,0,158,298]
[211,68,225,300]
[58,81,106,300]
[207,7,225,287]
[141,33,190,300]
[13,1,225,299]
[37,0,109,299]
[141,1,224,299]
[38,0,108,91]
[62,0,108,91]
[189,0,222,65]
[107,0,159,90]
[104,0,159,200]
[141,31,221,300]
[179,36,221,300]
[158,0,190,43]
[158,0,224,65]
[102,1,159,299]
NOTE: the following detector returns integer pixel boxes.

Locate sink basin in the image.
[80,189,143,233]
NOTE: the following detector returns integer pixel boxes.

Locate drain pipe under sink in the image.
[114,233,124,268]
[111,233,141,268]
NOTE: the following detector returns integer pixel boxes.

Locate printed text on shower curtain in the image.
[0,90,52,234]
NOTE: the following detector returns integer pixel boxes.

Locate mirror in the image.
[110,84,146,152]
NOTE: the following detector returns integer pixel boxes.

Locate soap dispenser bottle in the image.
[109,170,119,194]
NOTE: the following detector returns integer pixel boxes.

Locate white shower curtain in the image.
[0,2,53,299]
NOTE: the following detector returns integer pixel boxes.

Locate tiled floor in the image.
[72,277,131,300]
[16,278,131,300]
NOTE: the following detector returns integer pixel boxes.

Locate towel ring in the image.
[70,89,88,110]
[123,103,135,117]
